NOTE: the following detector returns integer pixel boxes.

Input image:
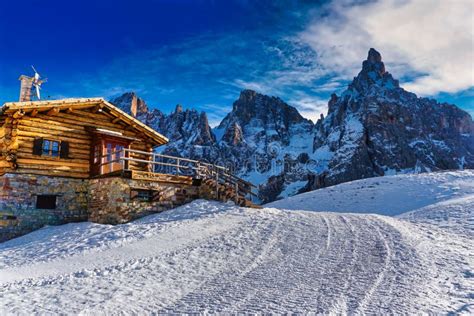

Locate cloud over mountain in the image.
[300,0,474,96]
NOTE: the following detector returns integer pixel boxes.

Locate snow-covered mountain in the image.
[2,171,473,314]
[111,90,316,202]
[110,48,473,203]
[308,48,474,191]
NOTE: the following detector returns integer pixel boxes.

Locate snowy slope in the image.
[268,170,474,216]
[1,186,473,314]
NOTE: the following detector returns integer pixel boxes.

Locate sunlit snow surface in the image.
[1,171,473,314]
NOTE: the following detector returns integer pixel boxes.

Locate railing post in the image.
[215,166,219,200]
[235,182,239,204]
[176,158,180,175]
[124,149,129,170]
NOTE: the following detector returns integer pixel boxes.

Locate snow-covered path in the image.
[1,200,472,314]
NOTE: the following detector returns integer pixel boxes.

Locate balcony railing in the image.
[97,148,257,202]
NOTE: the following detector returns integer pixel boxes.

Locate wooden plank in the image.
[19,119,89,135]
[131,171,193,185]
[34,112,141,137]
[18,125,91,140]
[13,168,89,178]
[18,139,91,154]
[16,158,90,168]
[17,131,91,144]
[17,150,90,160]
[46,108,60,116]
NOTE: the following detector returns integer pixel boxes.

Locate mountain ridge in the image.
[110,48,474,202]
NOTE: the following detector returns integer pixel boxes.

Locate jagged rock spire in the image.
[110,92,148,117]
[222,122,243,145]
[175,104,183,114]
[198,111,216,145]
[349,48,399,93]
[362,48,385,75]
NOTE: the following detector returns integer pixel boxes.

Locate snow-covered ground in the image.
[268,170,474,216]
[1,171,473,314]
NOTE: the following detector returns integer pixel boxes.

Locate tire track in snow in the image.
[1,203,471,314]
[355,220,393,314]
[159,211,285,313]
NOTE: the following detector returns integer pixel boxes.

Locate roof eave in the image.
[0,98,169,146]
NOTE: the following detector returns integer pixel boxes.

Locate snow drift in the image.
[0,171,473,314]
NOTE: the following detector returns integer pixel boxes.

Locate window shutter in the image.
[33,138,43,156]
[60,141,70,158]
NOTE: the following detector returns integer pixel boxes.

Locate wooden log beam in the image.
[16,158,90,168]
[46,107,60,116]
[12,110,25,119]
[91,104,103,113]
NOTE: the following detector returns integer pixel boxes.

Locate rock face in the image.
[110,48,474,202]
[111,90,315,202]
[214,90,315,202]
[110,92,149,117]
[308,48,474,191]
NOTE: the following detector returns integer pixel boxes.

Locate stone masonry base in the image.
[0,173,215,242]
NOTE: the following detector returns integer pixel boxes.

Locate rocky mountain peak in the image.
[349,48,399,93]
[238,89,257,102]
[310,48,473,192]
[197,111,216,146]
[110,92,148,117]
[367,48,383,64]
[175,104,183,114]
[220,89,312,131]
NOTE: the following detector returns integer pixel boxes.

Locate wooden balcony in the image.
[95,148,258,205]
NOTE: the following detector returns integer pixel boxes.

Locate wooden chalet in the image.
[0,97,258,241]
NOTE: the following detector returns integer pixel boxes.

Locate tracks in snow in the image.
[0,203,471,314]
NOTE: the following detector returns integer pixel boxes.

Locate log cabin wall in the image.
[13,107,156,178]
[0,114,20,175]
[0,117,7,174]
[0,99,173,242]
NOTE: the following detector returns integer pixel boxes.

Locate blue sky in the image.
[1,0,472,125]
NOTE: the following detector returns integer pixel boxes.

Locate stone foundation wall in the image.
[88,177,200,224]
[0,173,237,242]
[0,173,88,242]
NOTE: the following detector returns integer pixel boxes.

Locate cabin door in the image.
[91,138,128,176]
[102,141,126,174]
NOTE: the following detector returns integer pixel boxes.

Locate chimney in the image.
[19,75,34,102]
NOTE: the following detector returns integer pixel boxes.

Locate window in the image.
[93,144,100,163]
[106,143,113,162]
[100,140,126,174]
[42,140,60,157]
[33,138,69,158]
[36,195,57,209]
[104,143,124,163]
[131,189,153,202]
[115,144,124,160]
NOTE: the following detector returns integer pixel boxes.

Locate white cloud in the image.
[288,94,329,123]
[300,0,474,96]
